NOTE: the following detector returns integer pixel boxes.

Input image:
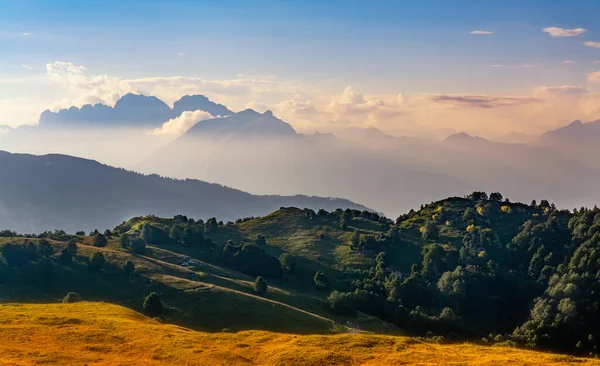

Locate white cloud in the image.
[535,85,589,95]
[151,110,217,136]
[23,33,30,37]
[469,30,493,35]
[562,60,575,64]
[543,27,586,37]
[521,64,536,68]
[21,64,32,70]
[585,41,600,49]
[490,64,505,68]
[588,71,600,83]
[177,52,185,57]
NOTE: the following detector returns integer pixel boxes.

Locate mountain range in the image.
[2,92,600,229]
[0,151,367,233]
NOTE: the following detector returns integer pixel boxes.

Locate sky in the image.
[1,0,600,137]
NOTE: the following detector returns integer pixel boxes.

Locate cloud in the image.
[21,64,32,70]
[23,33,30,37]
[585,41,600,49]
[535,85,589,95]
[427,95,540,109]
[521,64,536,68]
[490,64,505,68]
[45,61,137,110]
[151,110,217,136]
[469,30,493,35]
[177,53,185,57]
[588,71,600,83]
[562,60,575,64]
[594,61,600,64]
[543,27,586,37]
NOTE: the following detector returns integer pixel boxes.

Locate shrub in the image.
[254,276,268,295]
[279,253,296,273]
[143,292,163,317]
[314,271,329,290]
[63,292,81,303]
[75,231,85,236]
[66,240,78,255]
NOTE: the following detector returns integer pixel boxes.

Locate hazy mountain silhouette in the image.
[535,119,600,170]
[182,109,296,140]
[173,95,233,117]
[38,94,230,127]
[0,151,368,233]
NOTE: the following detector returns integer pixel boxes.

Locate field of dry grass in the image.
[0,302,597,366]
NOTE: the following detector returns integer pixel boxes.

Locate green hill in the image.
[1,193,598,356]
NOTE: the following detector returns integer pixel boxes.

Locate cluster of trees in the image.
[221,242,282,278]
[323,193,600,355]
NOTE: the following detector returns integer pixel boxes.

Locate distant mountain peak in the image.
[173,95,232,117]
[568,119,583,127]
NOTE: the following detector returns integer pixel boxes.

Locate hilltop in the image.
[0,302,596,366]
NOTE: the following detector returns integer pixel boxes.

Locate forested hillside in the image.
[1,192,599,355]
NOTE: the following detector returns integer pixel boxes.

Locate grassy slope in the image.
[1,302,596,366]
[0,198,546,337]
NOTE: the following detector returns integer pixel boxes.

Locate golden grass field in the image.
[0,302,598,365]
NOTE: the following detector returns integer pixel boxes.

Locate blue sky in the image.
[1,0,600,135]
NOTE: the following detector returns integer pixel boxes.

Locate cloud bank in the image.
[543,27,586,37]
[151,110,217,137]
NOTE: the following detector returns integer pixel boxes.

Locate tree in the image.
[62,292,81,303]
[123,260,135,277]
[254,276,268,295]
[279,253,296,273]
[489,192,503,201]
[75,231,85,236]
[205,218,219,234]
[38,239,54,258]
[340,216,348,230]
[130,238,146,254]
[314,271,329,290]
[351,230,360,249]
[421,222,439,241]
[468,191,488,201]
[119,234,130,249]
[169,224,184,245]
[59,247,73,264]
[143,292,163,317]
[256,234,266,246]
[93,233,107,248]
[66,240,78,255]
[88,252,105,272]
[327,290,356,316]
[103,229,112,237]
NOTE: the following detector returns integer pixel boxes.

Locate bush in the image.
[143,292,164,317]
[254,276,268,295]
[421,222,439,241]
[88,252,106,272]
[66,240,78,255]
[279,253,296,273]
[63,292,81,303]
[314,271,329,290]
[130,238,146,254]
[141,224,170,245]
